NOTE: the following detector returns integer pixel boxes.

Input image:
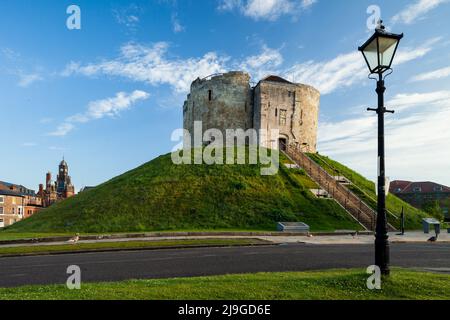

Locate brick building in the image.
[390,180,450,220]
[0,158,76,228]
[38,158,76,207]
[0,182,42,228]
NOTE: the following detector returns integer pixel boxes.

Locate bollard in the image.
[400,207,405,235]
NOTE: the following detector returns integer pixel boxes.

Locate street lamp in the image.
[358,20,403,276]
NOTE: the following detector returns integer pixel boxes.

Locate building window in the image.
[413,187,422,192]
[279,110,287,126]
[208,90,212,101]
[0,196,3,204]
[275,109,278,117]
[434,186,443,192]
[0,207,3,215]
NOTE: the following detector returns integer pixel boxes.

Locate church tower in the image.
[56,158,75,199]
[56,158,69,194]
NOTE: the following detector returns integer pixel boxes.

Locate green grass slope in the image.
[307,153,429,229]
[4,149,361,233]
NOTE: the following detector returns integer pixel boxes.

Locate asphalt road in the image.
[0,243,449,287]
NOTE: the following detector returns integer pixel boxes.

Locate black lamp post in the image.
[358,20,403,276]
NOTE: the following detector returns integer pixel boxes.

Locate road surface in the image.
[0,243,449,287]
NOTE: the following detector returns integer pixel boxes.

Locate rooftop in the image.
[390,180,450,194]
[0,189,25,198]
[0,181,36,196]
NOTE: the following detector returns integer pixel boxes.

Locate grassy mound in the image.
[307,153,428,229]
[4,149,361,233]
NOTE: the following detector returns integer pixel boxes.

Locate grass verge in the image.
[0,231,272,242]
[0,238,268,257]
[0,268,448,300]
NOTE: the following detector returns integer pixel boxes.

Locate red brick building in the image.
[390,180,450,220]
[38,158,76,207]
[0,182,42,228]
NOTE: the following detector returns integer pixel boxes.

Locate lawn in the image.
[0,230,270,242]
[0,238,269,256]
[0,233,73,241]
[0,268,448,300]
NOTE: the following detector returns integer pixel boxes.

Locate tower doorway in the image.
[279,138,287,151]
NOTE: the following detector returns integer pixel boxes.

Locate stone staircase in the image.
[282,145,396,232]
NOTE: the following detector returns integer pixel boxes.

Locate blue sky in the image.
[1,0,450,191]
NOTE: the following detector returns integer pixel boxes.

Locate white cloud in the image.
[113,4,142,32]
[239,45,283,79]
[48,123,75,137]
[392,0,449,25]
[411,66,450,82]
[18,73,43,87]
[22,142,37,147]
[283,39,437,94]
[171,13,185,33]
[284,52,364,95]
[62,42,227,93]
[1,48,20,60]
[68,90,150,123]
[395,37,439,64]
[61,37,436,97]
[218,0,316,21]
[48,90,150,136]
[388,91,450,111]
[318,90,450,185]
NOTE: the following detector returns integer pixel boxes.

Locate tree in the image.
[422,200,444,221]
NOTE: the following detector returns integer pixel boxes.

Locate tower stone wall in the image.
[183,72,320,153]
[183,71,253,143]
[253,78,319,152]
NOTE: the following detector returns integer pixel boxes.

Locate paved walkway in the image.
[259,231,450,245]
[0,231,448,248]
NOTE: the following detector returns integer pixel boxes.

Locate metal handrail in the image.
[282,144,397,231]
[310,154,400,221]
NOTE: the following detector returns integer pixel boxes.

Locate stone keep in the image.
[183,71,320,153]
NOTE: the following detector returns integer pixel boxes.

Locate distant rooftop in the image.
[390,180,450,194]
[0,181,36,196]
[0,189,25,198]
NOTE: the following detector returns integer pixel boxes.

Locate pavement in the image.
[259,231,450,245]
[0,242,448,287]
[0,231,448,248]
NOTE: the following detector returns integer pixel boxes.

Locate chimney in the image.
[46,172,52,186]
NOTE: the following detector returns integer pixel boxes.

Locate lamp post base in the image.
[375,236,390,275]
